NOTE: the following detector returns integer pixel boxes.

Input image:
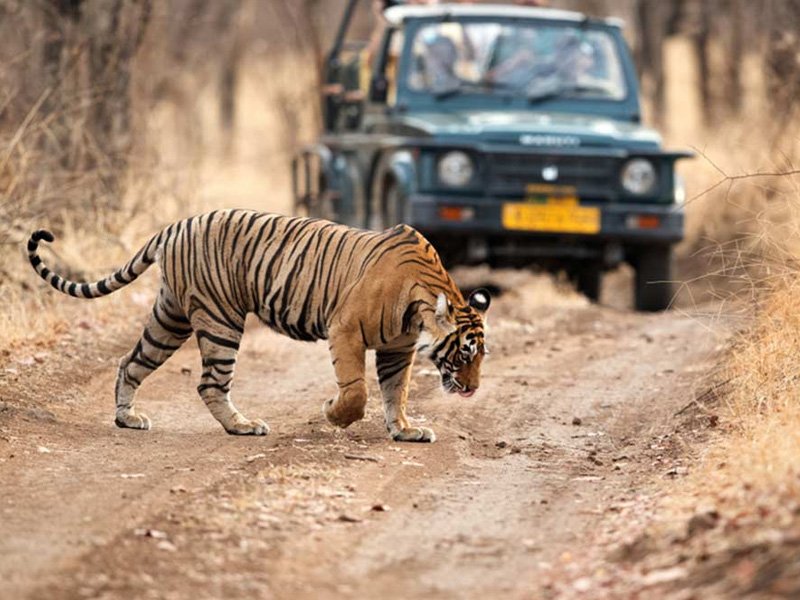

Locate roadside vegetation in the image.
[678,274,800,593]
[580,11,800,593]
[0,1,324,354]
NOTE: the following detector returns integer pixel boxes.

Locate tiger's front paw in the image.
[323,398,365,429]
[115,411,151,431]
[391,427,436,443]
[224,418,270,436]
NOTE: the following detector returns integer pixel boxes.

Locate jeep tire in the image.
[570,264,601,302]
[382,182,404,227]
[632,246,673,312]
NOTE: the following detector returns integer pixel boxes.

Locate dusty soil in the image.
[0,273,723,600]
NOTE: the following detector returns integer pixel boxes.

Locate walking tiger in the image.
[27,209,490,442]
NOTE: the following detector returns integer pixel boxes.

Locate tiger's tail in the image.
[27,229,161,299]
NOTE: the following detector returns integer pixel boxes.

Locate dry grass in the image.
[0,137,197,352]
[660,34,800,521]
[0,53,317,357]
[676,273,800,508]
[625,276,800,595]
[619,71,800,586]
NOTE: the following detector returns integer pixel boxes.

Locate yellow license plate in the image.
[502,199,600,234]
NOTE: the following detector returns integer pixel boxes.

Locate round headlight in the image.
[438,151,474,187]
[621,159,657,195]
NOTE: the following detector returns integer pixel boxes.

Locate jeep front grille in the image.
[487,153,619,200]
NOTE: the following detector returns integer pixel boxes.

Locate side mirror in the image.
[369,75,389,103]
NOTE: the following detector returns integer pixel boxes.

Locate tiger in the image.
[27,209,490,442]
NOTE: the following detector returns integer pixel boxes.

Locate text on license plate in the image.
[502,200,600,234]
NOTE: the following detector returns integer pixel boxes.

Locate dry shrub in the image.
[669,124,800,506]
[0,92,199,351]
[716,276,800,480]
[0,0,321,355]
[646,275,800,597]
[641,203,800,594]
[671,115,800,309]
[649,41,800,579]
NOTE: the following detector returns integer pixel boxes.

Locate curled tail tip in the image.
[28,229,54,253]
[32,229,55,243]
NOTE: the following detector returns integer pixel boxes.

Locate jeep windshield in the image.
[406,20,627,103]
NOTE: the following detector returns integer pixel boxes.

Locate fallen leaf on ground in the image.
[344,453,382,462]
[640,566,687,586]
[686,510,720,538]
[337,514,362,523]
[157,540,177,552]
[572,577,592,592]
[134,528,168,539]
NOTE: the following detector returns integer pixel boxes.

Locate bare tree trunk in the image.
[171,0,209,63]
[693,0,713,126]
[636,0,667,126]
[83,0,151,191]
[216,0,243,155]
[269,0,325,134]
[218,47,239,133]
[301,0,325,134]
[725,0,744,115]
[41,0,82,166]
[765,0,800,130]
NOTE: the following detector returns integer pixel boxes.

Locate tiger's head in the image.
[425,288,490,398]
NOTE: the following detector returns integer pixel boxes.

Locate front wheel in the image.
[382,181,404,227]
[569,264,602,302]
[632,246,674,312]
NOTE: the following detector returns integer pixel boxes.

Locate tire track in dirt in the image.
[0,278,724,600]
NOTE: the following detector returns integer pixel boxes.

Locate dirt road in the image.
[0,273,721,599]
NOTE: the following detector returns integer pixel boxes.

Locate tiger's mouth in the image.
[442,374,476,398]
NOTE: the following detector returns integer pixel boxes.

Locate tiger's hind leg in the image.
[192,314,268,436]
[377,349,435,443]
[115,286,193,430]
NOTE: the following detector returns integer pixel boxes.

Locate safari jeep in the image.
[292,1,692,311]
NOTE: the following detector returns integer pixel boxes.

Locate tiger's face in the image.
[428,289,490,398]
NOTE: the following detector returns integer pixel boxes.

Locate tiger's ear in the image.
[468,288,491,313]
[435,293,455,331]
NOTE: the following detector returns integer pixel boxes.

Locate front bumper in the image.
[407,194,684,244]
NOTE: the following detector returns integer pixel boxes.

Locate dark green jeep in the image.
[292,1,691,311]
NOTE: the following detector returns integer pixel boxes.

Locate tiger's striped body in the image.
[28,209,489,441]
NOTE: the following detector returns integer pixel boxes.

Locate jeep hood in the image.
[397,110,662,150]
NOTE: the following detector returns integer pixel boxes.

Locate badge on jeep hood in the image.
[519,134,581,147]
